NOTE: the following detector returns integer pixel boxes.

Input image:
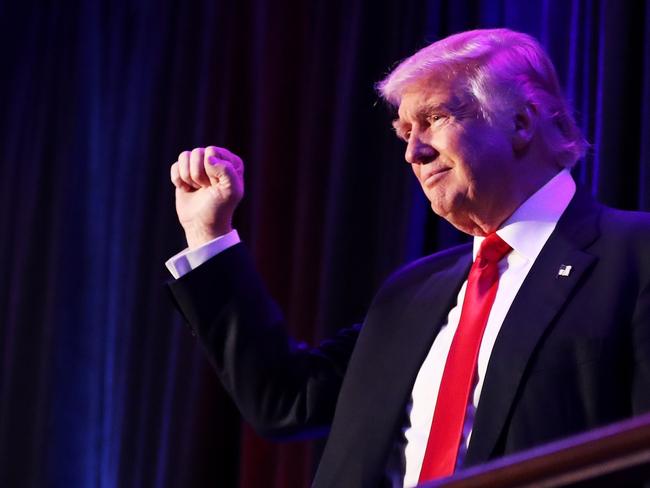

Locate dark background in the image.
[1,0,649,487]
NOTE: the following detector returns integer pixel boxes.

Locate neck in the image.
[453,165,562,236]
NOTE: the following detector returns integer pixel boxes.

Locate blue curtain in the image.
[1,0,649,487]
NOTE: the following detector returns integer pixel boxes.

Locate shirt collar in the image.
[473,169,576,261]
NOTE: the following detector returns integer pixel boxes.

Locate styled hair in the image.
[377,28,588,167]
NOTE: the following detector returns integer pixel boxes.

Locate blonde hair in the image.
[377,28,588,167]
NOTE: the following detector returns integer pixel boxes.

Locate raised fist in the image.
[170,146,244,249]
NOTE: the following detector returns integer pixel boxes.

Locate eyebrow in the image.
[391,119,408,140]
[392,102,450,135]
[396,102,450,123]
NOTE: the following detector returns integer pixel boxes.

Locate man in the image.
[166,29,650,487]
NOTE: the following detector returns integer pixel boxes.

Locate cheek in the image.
[449,138,494,181]
[440,132,472,169]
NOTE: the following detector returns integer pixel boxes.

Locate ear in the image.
[512,102,538,151]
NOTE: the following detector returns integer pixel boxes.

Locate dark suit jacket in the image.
[168,188,650,487]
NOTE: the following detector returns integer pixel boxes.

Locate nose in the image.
[405,130,437,165]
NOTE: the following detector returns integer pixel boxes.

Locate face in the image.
[394,79,519,235]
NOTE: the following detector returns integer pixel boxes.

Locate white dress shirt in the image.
[165,170,576,487]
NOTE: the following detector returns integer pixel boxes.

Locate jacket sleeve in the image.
[167,243,360,439]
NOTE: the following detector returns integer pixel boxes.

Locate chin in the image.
[428,193,463,218]
[429,201,479,235]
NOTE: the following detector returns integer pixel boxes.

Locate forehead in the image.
[397,79,466,121]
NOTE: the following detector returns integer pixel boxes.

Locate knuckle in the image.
[206,155,221,167]
[190,164,201,179]
[178,162,189,178]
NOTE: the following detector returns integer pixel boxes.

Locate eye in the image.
[393,126,411,142]
[428,114,447,124]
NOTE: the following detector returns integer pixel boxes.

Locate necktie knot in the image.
[477,233,511,264]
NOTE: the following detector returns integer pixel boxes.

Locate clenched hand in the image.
[170,146,244,249]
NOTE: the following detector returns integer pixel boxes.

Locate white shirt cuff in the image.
[165,229,241,279]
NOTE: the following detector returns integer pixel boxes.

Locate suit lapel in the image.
[386,250,474,401]
[464,188,602,467]
[359,248,474,443]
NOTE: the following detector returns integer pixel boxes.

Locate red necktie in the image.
[418,233,512,482]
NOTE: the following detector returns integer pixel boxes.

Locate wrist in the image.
[184,222,232,250]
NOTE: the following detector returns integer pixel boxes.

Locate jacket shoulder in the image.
[376,242,472,298]
[600,206,650,233]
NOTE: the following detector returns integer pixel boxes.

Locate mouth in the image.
[424,167,451,187]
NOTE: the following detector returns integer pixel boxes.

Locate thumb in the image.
[206,156,243,195]
[206,156,234,180]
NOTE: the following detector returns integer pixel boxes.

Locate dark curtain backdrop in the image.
[1,0,649,487]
